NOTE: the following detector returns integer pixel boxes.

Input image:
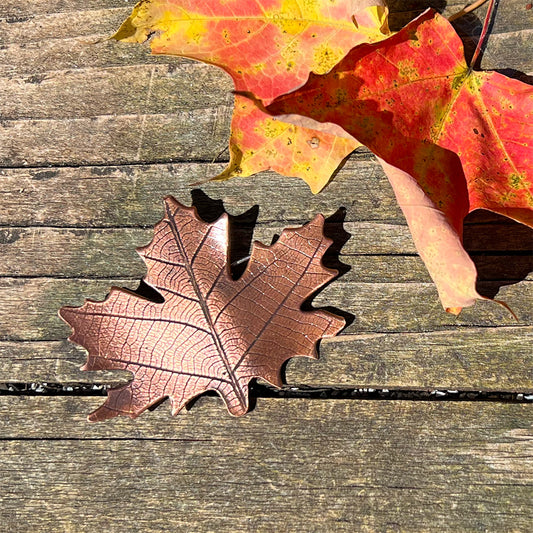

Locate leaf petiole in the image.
[470,0,499,69]
[448,0,489,22]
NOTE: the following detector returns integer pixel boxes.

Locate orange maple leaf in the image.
[114,0,389,191]
[213,94,359,193]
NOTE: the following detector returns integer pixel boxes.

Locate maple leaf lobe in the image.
[114,0,390,102]
[60,197,344,421]
[215,94,360,193]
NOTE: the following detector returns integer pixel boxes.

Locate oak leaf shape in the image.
[267,10,533,312]
[59,197,345,421]
[113,0,388,191]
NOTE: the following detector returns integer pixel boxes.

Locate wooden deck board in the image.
[0,159,426,228]
[2,159,532,232]
[0,397,531,531]
[1,276,530,340]
[0,0,532,529]
[2,227,531,280]
[2,326,532,390]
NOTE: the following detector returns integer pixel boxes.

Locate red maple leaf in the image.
[59,198,344,421]
[267,9,533,312]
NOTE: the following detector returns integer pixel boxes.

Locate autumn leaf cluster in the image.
[114,0,532,313]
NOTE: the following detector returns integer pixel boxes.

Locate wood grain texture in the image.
[1,277,530,341]
[2,225,532,278]
[0,159,420,227]
[0,63,234,120]
[3,160,532,238]
[0,397,531,531]
[0,110,234,167]
[2,326,532,390]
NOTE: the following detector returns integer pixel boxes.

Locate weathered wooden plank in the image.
[3,162,533,241]
[1,326,531,390]
[0,340,129,384]
[0,159,404,226]
[301,327,533,391]
[0,109,234,167]
[475,29,533,74]
[0,277,529,343]
[0,397,531,531]
[0,6,130,46]
[0,1,128,18]
[0,25,533,83]
[0,31,174,78]
[1,0,530,44]
[1,225,531,278]
[0,63,233,120]
[0,226,416,278]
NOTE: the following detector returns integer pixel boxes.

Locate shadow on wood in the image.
[464,210,533,299]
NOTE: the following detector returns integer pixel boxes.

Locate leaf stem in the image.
[470,0,499,69]
[448,0,489,22]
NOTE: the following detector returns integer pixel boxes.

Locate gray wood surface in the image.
[2,326,532,390]
[1,277,531,339]
[0,397,531,531]
[0,0,532,530]
[3,227,532,278]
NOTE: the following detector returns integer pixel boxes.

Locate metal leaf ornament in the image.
[60,197,345,421]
